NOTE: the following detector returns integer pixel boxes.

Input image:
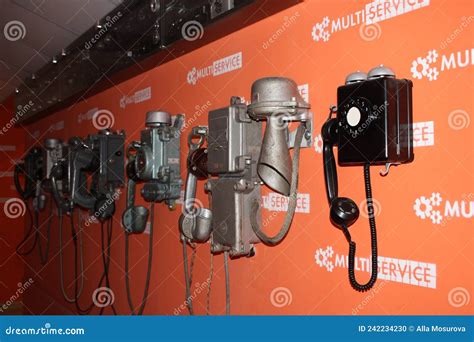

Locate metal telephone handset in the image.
[179,126,212,243]
[322,65,414,292]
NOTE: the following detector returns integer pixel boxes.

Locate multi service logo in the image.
[315,246,437,289]
[414,193,474,226]
[119,86,152,109]
[411,47,473,81]
[311,0,430,43]
[187,52,243,85]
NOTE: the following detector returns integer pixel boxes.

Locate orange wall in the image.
[11,0,474,315]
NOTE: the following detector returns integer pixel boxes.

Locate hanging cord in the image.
[206,251,213,315]
[99,220,117,316]
[16,203,37,255]
[37,197,53,265]
[125,203,155,315]
[59,209,85,303]
[182,241,197,315]
[250,123,306,245]
[342,164,378,292]
[70,210,106,315]
[223,251,230,315]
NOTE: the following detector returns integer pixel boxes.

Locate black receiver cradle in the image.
[322,66,414,292]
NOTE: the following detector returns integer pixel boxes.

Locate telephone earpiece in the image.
[330,197,359,229]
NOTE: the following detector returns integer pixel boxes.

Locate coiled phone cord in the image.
[182,241,197,315]
[224,251,230,315]
[37,198,53,265]
[125,203,155,315]
[342,164,378,292]
[250,123,305,246]
[15,203,37,256]
[59,209,85,303]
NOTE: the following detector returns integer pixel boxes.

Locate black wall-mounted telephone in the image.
[322,65,414,292]
[14,147,43,201]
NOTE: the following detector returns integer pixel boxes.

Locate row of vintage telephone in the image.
[14,65,414,314]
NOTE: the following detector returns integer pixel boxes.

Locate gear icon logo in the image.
[427,49,438,64]
[413,192,444,225]
[430,192,442,206]
[430,210,442,225]
[411,57,429,80]
[187,67,198,85]
[427,67,439,81]
[414,196,432,219]
[311,16,331,43]
[314,134,323,154]
[410,49,440,82]
[314,246,335,272]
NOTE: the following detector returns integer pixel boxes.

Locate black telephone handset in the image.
[322,117,360,229]
[14,147,43,200]
[70,144,96,211]
[322,66,414,292]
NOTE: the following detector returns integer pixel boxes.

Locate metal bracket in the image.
[288,112,313,149]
